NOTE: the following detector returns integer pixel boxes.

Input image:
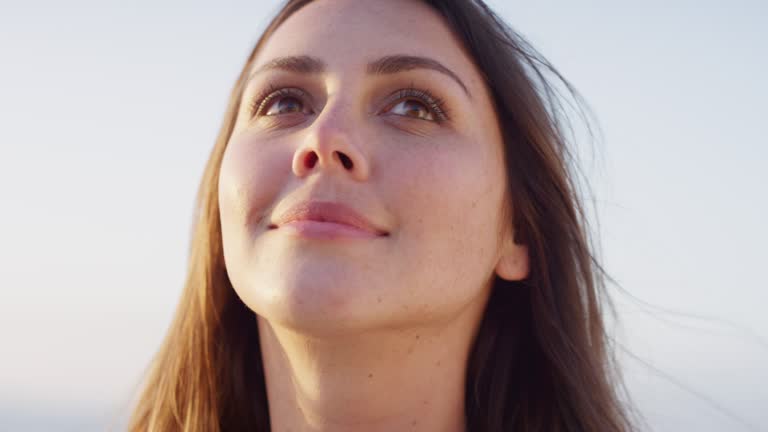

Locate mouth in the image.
[269,219,388,239]
[269,200,389,239]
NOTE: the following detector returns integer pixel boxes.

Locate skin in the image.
[217,0,529,430]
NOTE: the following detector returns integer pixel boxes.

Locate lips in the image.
[270,200,389,236]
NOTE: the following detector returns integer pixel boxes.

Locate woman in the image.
[128,0,638,431]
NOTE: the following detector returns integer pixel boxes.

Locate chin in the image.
[236,267,389,336]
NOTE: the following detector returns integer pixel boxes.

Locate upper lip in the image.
[270,200,389,236]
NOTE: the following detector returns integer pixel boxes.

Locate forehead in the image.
[252,0,480,85]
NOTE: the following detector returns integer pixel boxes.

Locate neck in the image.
[257,299,487,432]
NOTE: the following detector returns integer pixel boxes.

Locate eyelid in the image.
[249,85,312,117]
[380,86,450,123]
[247,82,452,123]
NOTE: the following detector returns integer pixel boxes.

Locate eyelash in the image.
[249,84,306,118]
[248,83,451,123]
[389,87,450,123]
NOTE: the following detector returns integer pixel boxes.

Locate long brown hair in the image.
[128,1,638,430]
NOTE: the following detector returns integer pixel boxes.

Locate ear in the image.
[494,227,530,281]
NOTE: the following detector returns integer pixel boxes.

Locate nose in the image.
[292,107,370,181]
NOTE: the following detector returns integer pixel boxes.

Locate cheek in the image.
[394,141,501,237]
[218,134,291,236]
[386,139,505,296]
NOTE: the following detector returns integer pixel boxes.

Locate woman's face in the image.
[219,0,528,334]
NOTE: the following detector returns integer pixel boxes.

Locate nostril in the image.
[304,152,318,168]
[337,152,353,170]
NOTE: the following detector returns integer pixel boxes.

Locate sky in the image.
[0,1,766,431]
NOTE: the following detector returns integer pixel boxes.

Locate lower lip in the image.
[274,220,385,239]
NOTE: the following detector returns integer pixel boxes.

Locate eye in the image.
[388,99,434,121]
[251,87,313,117]
[382,87,449,123]
[266,96,303,115]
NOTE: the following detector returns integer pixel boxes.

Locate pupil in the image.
[278,97,301,113]
[405,100,424,117]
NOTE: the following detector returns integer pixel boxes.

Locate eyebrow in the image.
[248,54,471,98]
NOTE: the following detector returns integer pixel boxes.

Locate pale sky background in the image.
[0,1,766,431]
